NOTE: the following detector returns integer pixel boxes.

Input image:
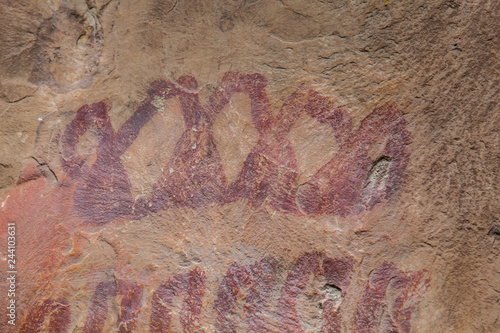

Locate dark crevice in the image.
[488,223,500,238]
[31,156,59,185]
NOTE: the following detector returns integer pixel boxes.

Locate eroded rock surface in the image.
[0,0,498,332]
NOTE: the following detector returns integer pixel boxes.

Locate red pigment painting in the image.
[15,254,429,332]
[0,72,427,332]
[60,72,410,224]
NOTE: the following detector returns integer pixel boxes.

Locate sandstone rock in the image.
[0,0,498,332]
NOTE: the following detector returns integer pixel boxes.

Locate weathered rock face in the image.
[0,0,498,332]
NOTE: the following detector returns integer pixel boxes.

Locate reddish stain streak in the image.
[48,299,71,333]
[61,101,134,224]
[60,72,410,224]
[322,257,355,333]
[214,257,278,332]
[390,267,431,332]
[297,104,410,216]
[16,163,43,185]
[149,268,206,333]
[83,281,117,333]
[354,262,431,333]
[137,77,227,215]
[12,255,429,332]
[117,280,144,333]
[20,298,70,333]
[82,280,144,333]
[278,253,353,333]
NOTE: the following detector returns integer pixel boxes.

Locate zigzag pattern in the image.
[61,72,410,225]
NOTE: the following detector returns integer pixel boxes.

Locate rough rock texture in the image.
[0,0,498,332]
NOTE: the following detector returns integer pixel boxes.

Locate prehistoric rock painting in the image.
[215,257,278,332]
[354,262,431,333]
[277,253,353,333]
[60,72,410,225]
[0,72,425,332]
[150,269,206,333]
[15,254,429,332]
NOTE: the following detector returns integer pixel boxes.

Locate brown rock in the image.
[0,0,498,332]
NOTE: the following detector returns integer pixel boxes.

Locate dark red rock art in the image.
[116,280,144,333]
[150,268,206,333]
[214,257,278,332]
[0,72,421,331]
[354,262,431,333]
[14,255,428,332]
[60,72,410,225]
[278,253,353,333]
[83,281,117,333]
[20,298,70,333]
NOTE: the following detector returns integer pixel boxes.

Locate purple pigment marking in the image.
[61,72,410,225]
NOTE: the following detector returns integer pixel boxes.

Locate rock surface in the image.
[0,0,498,332]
